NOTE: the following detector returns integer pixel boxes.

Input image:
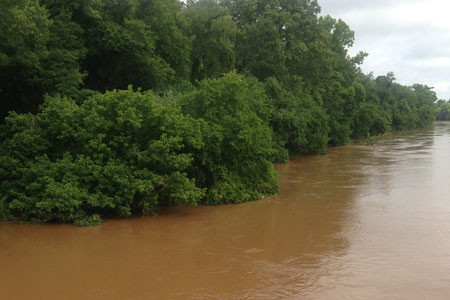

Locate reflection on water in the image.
[1,122,450,299]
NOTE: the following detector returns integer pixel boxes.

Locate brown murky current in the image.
[1,122,450,300]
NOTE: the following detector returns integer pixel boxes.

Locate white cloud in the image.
[319,0,450,99]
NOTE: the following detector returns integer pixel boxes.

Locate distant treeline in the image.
[0,0,438,225]
[436,100,450,120]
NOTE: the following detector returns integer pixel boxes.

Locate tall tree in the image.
[186,0,237,82]
[0,0,85,118]
[136,0,192,82]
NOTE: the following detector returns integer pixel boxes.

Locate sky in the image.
[319,0,450,100]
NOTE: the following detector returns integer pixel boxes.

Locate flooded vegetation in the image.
[1,1,447,298]
[0,0,438,226]
[1,122,450,299]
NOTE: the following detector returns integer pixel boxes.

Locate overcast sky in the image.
[319,0,450,100]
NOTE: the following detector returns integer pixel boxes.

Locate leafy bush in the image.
[0,88,205,225]
[352,102,391,139]
[0,76,283,225]
[181,73,278,204]
[74,214,102,227]
[264,77,328,160]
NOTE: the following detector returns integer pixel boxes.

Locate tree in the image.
[180,73,278,204]
[0,88,205,225]
[436,100,450,121]
[136,0,192,82]
[79,1,174,92]
[264,76,327,161]
[186,0,237,82]
[0,0,88,119]
[236,16,286,81]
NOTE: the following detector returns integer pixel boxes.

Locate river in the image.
[1,122,450,299]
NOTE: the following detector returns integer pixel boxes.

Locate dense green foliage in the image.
[1,88,206,224]
[181,73,278,204]
[0,0,439,225]
[436,100,450,121]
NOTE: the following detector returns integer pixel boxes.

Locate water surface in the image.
[1,122,450,299]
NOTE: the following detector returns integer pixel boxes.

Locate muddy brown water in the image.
[1,122,450,300]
